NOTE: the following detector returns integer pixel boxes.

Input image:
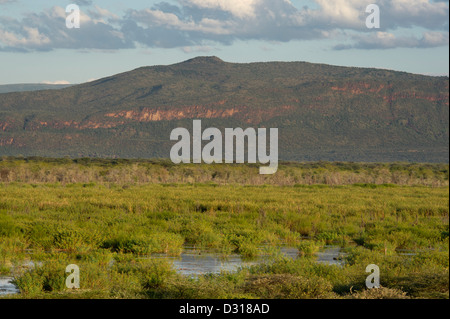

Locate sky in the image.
[0,0,448,85]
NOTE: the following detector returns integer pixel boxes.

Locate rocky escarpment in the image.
[0,57,448,162]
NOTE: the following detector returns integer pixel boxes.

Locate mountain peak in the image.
[181,56,225,65]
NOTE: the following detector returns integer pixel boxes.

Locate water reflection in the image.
[0,245,345,295]
[148,245,344,277]
[0,277,19,296]
[317,246,346,266]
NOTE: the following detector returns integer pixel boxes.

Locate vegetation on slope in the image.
[0,57,448,162]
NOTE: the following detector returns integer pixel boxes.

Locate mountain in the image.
[0,56,448,162]
[0,83,73,94]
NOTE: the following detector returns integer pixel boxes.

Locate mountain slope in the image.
[0,83,73,94]
[0,57,448,162]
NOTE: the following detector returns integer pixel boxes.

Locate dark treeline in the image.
[0,156,448,186]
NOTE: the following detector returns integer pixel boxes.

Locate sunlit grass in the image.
[0,161,448,299]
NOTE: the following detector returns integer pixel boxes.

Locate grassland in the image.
[0,158,448,299]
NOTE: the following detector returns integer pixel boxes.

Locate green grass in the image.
[0,161,448,299]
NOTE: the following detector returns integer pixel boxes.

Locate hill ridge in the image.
[0,57,448,162]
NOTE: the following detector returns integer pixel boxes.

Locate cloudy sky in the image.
[0,0,448,84]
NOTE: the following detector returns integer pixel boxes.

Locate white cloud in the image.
[42,80,71,84]
[389,0,447,16]
[0,26,50,47]
[311,0,371,28]
[129,9,234,35]
[184,0,261,19]
[94,5,119,20]
[0,6,133,51]
[0,0,448,51]
[422,31,449,46]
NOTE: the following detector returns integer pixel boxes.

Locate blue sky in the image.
[0,0,448,84]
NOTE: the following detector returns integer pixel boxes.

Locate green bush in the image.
[13,262,66,295]
[243,274,335,299]
[52,229,84,251]
[297,241,322,257]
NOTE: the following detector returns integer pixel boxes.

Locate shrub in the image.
[348,286,410,299]
[243,274,334,299]
[52,229,84,251]
[13,262,66,295]
[297,241,321,257]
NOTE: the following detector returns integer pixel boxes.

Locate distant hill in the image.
[0,83,73,94]
[0,57,448,162]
